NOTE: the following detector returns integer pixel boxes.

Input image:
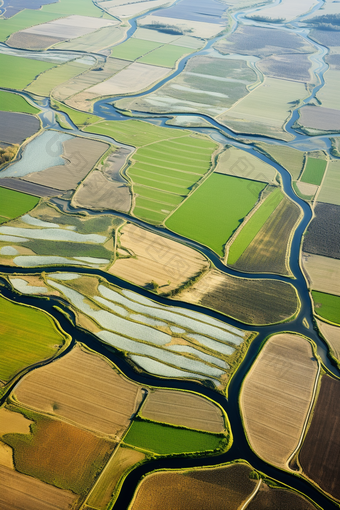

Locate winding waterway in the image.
[1,0,340,508]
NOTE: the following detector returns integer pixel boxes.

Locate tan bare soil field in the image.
[23,137,109,191]
[214,146,277,184]
[317,319,340,362]
[141,389,225,433]
[302,253,340,295]
[72,170,132,213]
[255,142,305,181]
[130,463,257,510]
[240,334,318,468]
[0,464,78,510]
[86,446,145,510]
[300,375,340,501]
[0,441,14,469]
[247,482,317,510]
[13,344,144,438]
[298,105,340,131]
[0,407,33,436]
[179,269,299,325]
[231,197,301,276]
[88,62,170,96]
[296,181,318,196]
[4,416,116,495]
[138,15,226,38]
[7,32,64,50]
[110,223,209,293]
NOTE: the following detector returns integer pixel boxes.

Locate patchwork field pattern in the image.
[240,334,318,468]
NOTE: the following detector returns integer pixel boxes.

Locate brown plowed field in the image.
[240,334,318,468]
[7,32,64,50]
[303,203,340,259]
[141,389,225,433]
[0,111,40,145]
[247,483,316,510]
[231,197,301,276]
[179,269,299,325]
[0,464,77,510]
[300,375,340,501]
[130,463,258,510]
[14,344,143,438]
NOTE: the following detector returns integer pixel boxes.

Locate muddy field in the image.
[0,112,40,145]
[141,389,225,433]
[179,269,299,325]
[300,375,340,501]
[298,105,340,131]
[247,483,317,510]
[14,344,144,438]
[303,203,340,259]
[240,334,318,468]
[130,463,258,510]
[7,32,64,50]
[257,53,312,82]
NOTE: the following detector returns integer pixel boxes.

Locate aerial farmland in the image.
[0,0,340,508]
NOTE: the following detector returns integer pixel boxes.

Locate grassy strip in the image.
[0,54,56,90]
[301,157,327,186]
[166,175,265,257]
[51,98,101,127]
[138,45,191,67]
[0,91,40,114]
[312,291,340,325]
[111,38,161,60]
[227,188,283,265]
[123,418,227,456]
[0,187,39,220]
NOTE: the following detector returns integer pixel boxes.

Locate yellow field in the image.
[302,253,340,296]
[240,333,318,468]
[317,319,340,363]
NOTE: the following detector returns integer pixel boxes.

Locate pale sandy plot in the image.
[317,319,340,362]
[296,181,318,196]
[240,334,318,469]
[0,464,78,510]
[302,253,340,296]
[139,15,226,38]
[6,32,64,50]
[23,137,109,191]
[298,105,340,131]
[247,0,318,21]
[13,344,143,439]
[88,62,170,96]
[141,389,225,432]
[23,15,117,39]
[110,223,209,293]
[0,442,14,469]
[105,0,175,18]
[215,146,277,184]
[0,407,33,436]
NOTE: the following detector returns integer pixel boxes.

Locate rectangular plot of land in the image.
[110,38,161,61]
[302,253,340,296]
[317,159,340,205]
[298,105,340,131]
[240,334,318,469]
[23,15,117,39]
[138,45,192,67]
[301,157,327,186]
[0,111,40,145]
[303,202,340,259]
[215,146,277,184]
[26,61,88,97]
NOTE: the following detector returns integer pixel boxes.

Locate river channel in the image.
[1,0,340,507]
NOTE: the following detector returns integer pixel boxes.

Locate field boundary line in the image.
[240,478,262,510]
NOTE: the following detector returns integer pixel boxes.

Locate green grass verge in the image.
[0,187,39,221]
[51,99,101,127]
[301,157,327,186]
[0,54,56,90]
[138,45,191,67]
[228,188,283,264]
[0,295,69,386]
[0,91,40,114]
[124,419,226,455]
[312,291,340,325]
[292,181,314,201]
[166,175,266,256]
[111,38,161,60]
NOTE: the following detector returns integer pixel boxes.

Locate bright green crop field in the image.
[111,38,161,61]
[0,54,55,90]
[51,99,101,127]
[228,188,283,264]
[312,291,340,325]
[0,295,70,387]
[0,187,39,222]
[0,90,40,114]
[166,174,265,256]
[301,157,327,186]
[124,420,226,455]
[139,45,191,68]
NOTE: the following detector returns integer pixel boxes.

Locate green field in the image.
[139,45,191,68]
[123,420,225,455]
[0,11,61,41]
[111,38,161,61]
[301,157,327,186]
[228,188,283,264]
[312,291,340,325]
[317,159,340,206]
[166,175,266,256]
[26,61,88,97]
[0,187,39,222]
[0,295,69,388]
[0,91,40,114]
[0,54,55,90]
[51,99,101,127]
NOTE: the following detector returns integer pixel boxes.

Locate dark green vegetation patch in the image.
[124,419,226,455]
[312,291,340,325]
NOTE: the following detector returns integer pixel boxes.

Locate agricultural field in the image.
[300,375,340,501]
[246,0,319,22]
[302,253,340,296]
[317,319,340,364]
[247,483,317,510]
[129,463,258,510]
[13,343,144,437]
[166,174,265,256]
[110,222,210,294]
[312,290,340,325]
[0,111,40,145]
[316,69,340,111]
[0,91,40,114]
[140,389,226,432]
[0,187,39,223]
[0,53,56,89]
[0,294,70,392]
[303,203,340,259]
[138,14,226,38]
[240,334,318,469]
[254,143,305,181]
[297,105,340,132]
[179,269,299,325]
[317,159,340,206]
[123,419,226,455]
[56,24,127,53]
[300,156,327,186]
[97,0,177,19]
